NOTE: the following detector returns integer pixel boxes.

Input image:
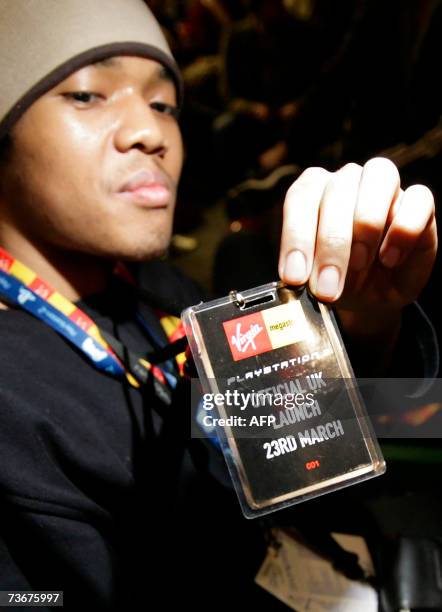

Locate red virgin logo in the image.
[223,312,272,361]
[232,321,263,353]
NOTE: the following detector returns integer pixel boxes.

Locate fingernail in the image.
[381,246,401,268]
[349,242,368,271]
[284,250,307,283]
[316,266,340,299]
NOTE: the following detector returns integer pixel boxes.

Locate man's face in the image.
[0,56,183,261]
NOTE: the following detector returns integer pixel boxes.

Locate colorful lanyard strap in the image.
[0,248,187,401]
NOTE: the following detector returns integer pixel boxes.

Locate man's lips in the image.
[116,169,172,207]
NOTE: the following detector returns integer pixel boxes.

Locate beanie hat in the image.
[0,0,183,139]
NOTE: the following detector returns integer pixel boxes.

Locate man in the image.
[0,0,437,610]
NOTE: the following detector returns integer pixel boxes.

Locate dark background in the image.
[148,0,441,334]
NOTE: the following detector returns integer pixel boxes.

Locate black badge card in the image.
[182,282,385,518]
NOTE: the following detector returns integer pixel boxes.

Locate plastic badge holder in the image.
[182,282,386,518]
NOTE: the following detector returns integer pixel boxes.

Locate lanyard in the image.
[0,248,187,400]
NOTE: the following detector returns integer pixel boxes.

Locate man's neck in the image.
[0,236,113,303]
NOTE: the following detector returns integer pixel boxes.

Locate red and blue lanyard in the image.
[0,248,187,401]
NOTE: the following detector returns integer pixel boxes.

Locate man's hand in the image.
[278,158,437,356]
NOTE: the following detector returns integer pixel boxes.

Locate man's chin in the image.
[111,239,171,263]
[75,229,172,263]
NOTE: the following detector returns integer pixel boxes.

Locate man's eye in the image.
[63,92,102,104]
[150,101,179,119]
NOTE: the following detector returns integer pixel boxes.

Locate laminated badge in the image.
[182,282,386,518]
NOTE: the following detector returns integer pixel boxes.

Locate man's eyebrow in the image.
[92,58,175,84]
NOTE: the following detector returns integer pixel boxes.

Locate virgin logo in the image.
[231,322,263,353]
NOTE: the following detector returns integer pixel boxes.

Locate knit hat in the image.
[0,0,183,139]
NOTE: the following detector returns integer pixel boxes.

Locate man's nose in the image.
[113,96,167,157]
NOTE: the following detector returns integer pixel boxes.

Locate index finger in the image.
[278,167,330,284]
